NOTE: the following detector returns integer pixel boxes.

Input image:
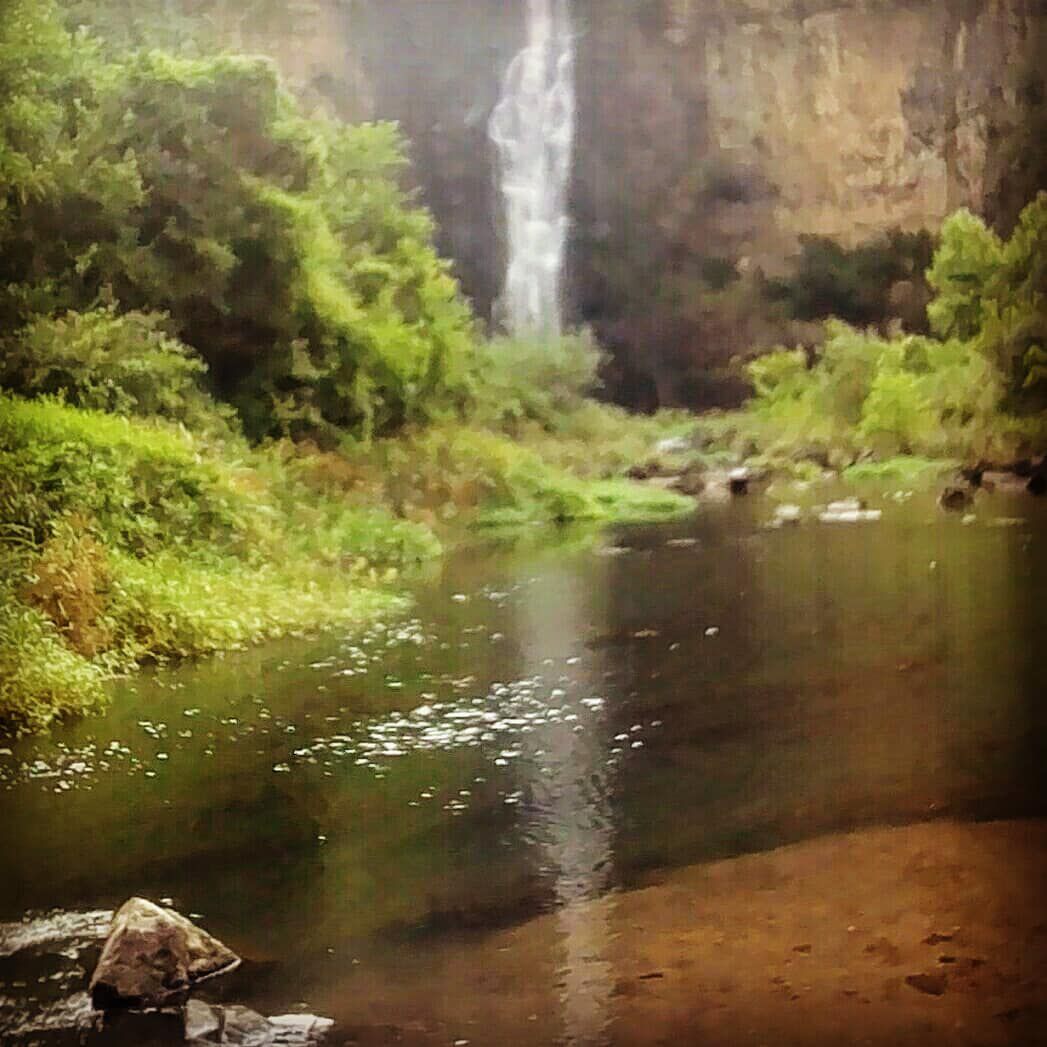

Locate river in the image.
[1,481,1045,1045]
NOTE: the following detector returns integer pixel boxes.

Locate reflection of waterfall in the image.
[488,0,576,337]
[515,565,615,1046]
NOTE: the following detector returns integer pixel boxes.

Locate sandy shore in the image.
[334,819,1047,1046]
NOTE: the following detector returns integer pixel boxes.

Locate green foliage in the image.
[783,229,935,329]
[333,421,694,530]
[0,394,256,554]
[732,197,1047,467]
[0,583,110,734]
[746,348,809,402]
[841,456,953,484]
[927,196,1047,402]
[0,5,477,440]
[926,209,1005,341]
[0,0,75,207]
[511,400,694,480]
[1,306,234,433]
[0,393,436,733]
[469,333,604,434]
[739,322,1013,462]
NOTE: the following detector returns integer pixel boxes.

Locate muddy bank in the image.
[336,819,1047,1046]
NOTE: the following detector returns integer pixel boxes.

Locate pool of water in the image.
[1,482,1045,1044]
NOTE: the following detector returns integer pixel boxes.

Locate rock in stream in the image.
[90,898,241,1010]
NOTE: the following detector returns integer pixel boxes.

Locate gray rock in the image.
[218,1005,273,1046]
[185,999,222,1042]
[184,1003,334,1046]
[269,1014,336,1045]
[939,486,973,511]
[89,898,240,1010]
[671,468,706,496]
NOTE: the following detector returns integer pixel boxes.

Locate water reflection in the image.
[515,562,615,1045]
[0,488,1045,1045]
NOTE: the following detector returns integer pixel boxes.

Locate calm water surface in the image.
[1,483,1045,1044]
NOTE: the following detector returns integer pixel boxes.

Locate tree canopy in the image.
[0,0,477,440]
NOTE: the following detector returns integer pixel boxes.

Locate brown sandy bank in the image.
[334,819,1047,1046]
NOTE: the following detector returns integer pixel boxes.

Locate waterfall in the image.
[488,0,576,338]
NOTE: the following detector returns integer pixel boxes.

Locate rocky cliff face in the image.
[213,0,1046,405]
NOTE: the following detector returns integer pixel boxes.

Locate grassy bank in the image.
[0,393,691,735]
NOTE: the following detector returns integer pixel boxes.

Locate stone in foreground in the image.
[89,898,241,1010]
[185,1000,334,1046]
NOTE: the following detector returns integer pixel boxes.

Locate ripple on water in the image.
[0,909,113,959]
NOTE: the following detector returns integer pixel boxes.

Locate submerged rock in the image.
[771,503,802,526]
[827,498,865,513]
[939,486,973,511]
[89,898,240,1010]
[670,467,706,496]
[185,1001,334,1046]
[817,496,882,523]
[905,972,947,996]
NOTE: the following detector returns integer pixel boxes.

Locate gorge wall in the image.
[210,0,1047,406]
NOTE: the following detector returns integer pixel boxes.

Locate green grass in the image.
[329,421,694,530]
[0,394,435,734]
[841,456,956,485]
[0,591,112,735]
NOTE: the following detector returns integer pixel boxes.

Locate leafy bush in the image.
[326,422,693,529]
[469,333,604,434]
[928,196,1047,403]
[732,196,1047,466]
[783,229,935,329]
[0,587,111,734]
[0,393,442,732]
[20,515,113,657]
[0,394,257,553]
[0,6,478,440]
[1,306,234,433]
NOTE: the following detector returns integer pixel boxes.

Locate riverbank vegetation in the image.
[699,196,1047,473]
[0,2,689,733]
[3,1,1042,734]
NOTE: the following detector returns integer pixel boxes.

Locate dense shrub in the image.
[469,333,603,434]
[734,195,1047,465]
[780,229,935,330]
[0,393,443,732]
[1,306,234,433]
[0,395,257,553]
[0,586,111,733]
[928,196,1047,405]
[0,5,477,440]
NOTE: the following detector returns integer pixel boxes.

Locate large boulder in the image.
[89,898,241,1010]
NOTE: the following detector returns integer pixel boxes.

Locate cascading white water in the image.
[488,0,576,337]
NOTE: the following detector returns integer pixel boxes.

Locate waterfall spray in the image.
[489,0,576,337]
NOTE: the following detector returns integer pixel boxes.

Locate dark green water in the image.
[1,483,1045,1044]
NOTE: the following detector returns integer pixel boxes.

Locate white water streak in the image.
[0,909,113,958]
[489,0,576,337]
